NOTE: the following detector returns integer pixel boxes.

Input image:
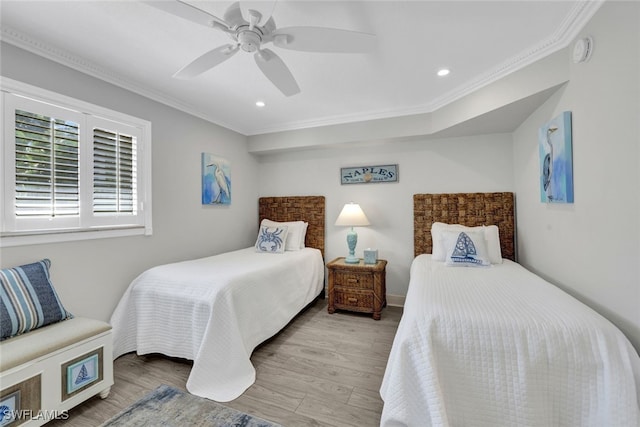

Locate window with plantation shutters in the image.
[15,109,80,219]
[93,128,136,215]
[2,79,152,247]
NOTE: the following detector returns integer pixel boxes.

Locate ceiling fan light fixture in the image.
[238,29,262,52]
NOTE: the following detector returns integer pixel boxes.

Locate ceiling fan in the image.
[145,0,376,96]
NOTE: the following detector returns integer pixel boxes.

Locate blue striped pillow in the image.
[0,259,73,340]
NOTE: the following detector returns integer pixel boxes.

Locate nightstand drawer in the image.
[333,271,373,289]
[334,290,374,311]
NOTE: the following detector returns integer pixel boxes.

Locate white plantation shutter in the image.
[93,128,137,215]
[14,109,80,218]
[2,80,152,246]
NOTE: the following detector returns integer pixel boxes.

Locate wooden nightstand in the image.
[327,257,387,320]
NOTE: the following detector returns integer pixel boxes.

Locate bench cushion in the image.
[0,317,111,372]
[1,259,73,340]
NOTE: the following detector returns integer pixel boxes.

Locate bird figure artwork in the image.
[208,161,230,203]
[542,126,558,202]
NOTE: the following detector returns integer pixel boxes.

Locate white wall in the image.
[0,43,260,322]
[2,1,636,354]
[257,134,514,300]
[512,1,640,349]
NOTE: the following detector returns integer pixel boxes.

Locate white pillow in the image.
[300,222,309,248]
[442,230,490,267]
[483,224,502,264]
[255,224,288,253]
[261,219,307,250]
[431,222,502,264]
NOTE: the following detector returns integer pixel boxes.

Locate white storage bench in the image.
[0,317,114,426]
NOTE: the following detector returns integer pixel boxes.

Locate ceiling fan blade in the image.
[144,0,229,30]
[173,44,239,79]
[254,49,300,97]
[240,1,277,29]
[223,1,246,28]
[272,27,376,53]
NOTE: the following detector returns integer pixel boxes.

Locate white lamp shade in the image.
[335,202,370,226]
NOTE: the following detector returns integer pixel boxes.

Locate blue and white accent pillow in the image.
[0,259,73,340]
[443,231,491,267]
[260,219,308,251]
[431,222,503,264]
[255,225,289,254]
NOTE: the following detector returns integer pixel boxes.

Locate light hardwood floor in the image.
[50,299,402,427]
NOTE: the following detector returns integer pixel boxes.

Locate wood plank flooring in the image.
[49,299,402,427]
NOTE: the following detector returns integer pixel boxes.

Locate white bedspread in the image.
[110,247,323,402]
[380,255,640,426]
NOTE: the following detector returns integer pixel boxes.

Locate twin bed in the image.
[380,192,640,426]
[110,196,325,402]
[110,192,640,424]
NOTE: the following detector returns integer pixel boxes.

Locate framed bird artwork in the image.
[202,153,231,205]
[539,112,574,203]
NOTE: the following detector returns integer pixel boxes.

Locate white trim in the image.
[0,77,153,244]
[0,227,147,248]
[425,0,604,114]
[4,94,85,232]
[1,77,150,130]
[0,1,604,136]
[140,124,153,236]
[1,88,7,236]
[247,1,604,135]
[88,116,145,229]
[0,26,243,135]
[386,294,405,308]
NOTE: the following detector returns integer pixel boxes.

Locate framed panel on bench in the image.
[0,374,41,426]
[60,347,104,401]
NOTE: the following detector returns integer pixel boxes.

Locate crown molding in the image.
[0,26,246,135]
[1,0,604,137]
[424,0,604,112]
[248,0,604,135]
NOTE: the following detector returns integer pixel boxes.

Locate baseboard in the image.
[386,294,405,307]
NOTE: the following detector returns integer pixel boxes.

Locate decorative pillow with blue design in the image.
[260,219,308,250]
[442,230,491,267]
[431,222,503,264]
[1,259,73,340]
[255,224,289,254]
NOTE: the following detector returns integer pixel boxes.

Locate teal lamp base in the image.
[345,255,360,264]
[344,227,360,264]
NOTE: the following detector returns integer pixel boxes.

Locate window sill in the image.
[0,226,152,247]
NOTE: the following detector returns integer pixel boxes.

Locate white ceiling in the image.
[1,1,598,136]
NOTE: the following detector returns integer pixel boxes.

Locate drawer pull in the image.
[347,278,359,284]
[348,297,358,303]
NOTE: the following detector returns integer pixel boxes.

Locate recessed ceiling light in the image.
[437,69,450,77]
[255,100,266,107]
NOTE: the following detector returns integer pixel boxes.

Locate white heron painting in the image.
[202,153,231,205]
[539,112,574,203]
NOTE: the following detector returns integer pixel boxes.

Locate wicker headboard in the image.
[258,196,325,258]
[413,192,515,261]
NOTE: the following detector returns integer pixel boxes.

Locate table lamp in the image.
[335,202,370,264]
